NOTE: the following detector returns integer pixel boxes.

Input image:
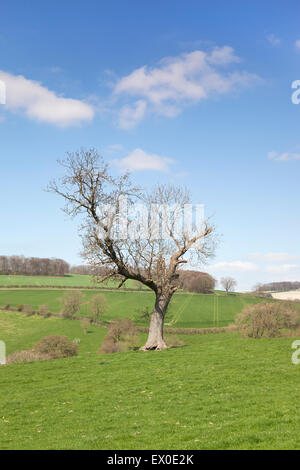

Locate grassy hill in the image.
[1,311,300,450]
[0,288,268,328]
[0,273,144,288]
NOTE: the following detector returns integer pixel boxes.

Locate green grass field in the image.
[0,273,144,289]
[0,288,267,328]
[1,311,300,450]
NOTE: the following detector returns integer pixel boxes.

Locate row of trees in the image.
[0,255,70,276]
[69,265,94,275]
[254,281,300,293]
[69,265,108,276]
[71,265,218,295]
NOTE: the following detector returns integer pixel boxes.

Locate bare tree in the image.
[48,149,216,350]
[88,294,108,323]
[220,276,237,294]
[60,291,84,319]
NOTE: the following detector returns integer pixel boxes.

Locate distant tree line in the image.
[254,281,300,293]
[69,266,216,293]
[69,265,108,275]
[69,265,93,275]
[0,255,69,276]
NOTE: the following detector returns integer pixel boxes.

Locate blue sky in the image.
[1,0,300,290]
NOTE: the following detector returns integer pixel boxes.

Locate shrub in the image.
[7,350,47,364]
[99,339,121,354]
[17,304,24,312]
[178,270,216,293]
[165,335,185,348]
[98,318,139,354]
[88,294,108,323]
[60,291,84,319]
[235,302,299,338]
[34,335,78,359]
[38,304,51,318]
[4,303,10,310]
[24,304,35,316]
[42,311,52,318]
[80,319,90,334]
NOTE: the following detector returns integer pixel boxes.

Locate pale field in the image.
[271,290,300,301]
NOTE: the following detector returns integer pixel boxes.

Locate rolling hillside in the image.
[1,311,300,450]
[0,288,268,328]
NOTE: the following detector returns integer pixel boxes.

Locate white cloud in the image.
[208,261,258,272]
[114,46,260,127]
[265,264,299,273]
[267,151,300,162]
[295,40,300,49]
[112,148,174,172]
[267,34,281,46]
[250,252,297,263]
[104,144,124,154]
[0,70,94,126]
[118,100,147,129]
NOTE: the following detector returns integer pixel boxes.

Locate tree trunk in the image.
[140,294,170,351]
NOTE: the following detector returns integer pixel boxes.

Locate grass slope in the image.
[0,274,143,288]
[0,289,267,328]
[0,311,300,450]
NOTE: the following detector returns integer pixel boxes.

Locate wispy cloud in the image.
[112,148,174,172]
[267,34,281,46]
[295,40,300,50]
[113,46,260,128]
[104,144,125,154]
[265,264,299,273]
[208,261,258,272]
[0,70,94,126]
[267,151,300,162]
[250,252,299,263]
[118,100,147,129]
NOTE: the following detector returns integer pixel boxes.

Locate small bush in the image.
[98,318,139,354]
[42,311,52,318]
[38,304,51,318]
[17,304,24,312]
[4,303,10,310]
[80,319,90,334]
[235,302,299,338]
[24,304,35,316]
[60,291,83,319]
[7,350,47,364]
[165,335,185,348]
[88,294,108,323]
[99,339,121,354]
[34,335,78,359]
